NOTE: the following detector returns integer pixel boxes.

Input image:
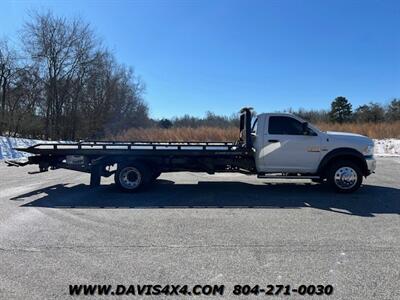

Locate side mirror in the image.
[302,122,310,135]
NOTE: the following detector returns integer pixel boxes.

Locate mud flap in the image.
[90,164,102,187]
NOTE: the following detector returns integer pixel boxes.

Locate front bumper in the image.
[365,156,376,174]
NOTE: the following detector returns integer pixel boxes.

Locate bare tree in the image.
[22,11,95,139]
[0,40,16,134]
[17,11,148,140]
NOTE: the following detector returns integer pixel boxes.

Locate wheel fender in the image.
[317,148,368,176]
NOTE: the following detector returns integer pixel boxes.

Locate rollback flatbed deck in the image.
[7,108,256,191]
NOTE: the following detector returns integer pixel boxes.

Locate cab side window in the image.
[268,116,304,135]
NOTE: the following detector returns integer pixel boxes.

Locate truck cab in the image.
[252,112,376,192]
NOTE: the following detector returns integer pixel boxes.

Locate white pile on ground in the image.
[373,139,400,157]
[0,136,67,160]
[0,136,45,160]
[0,136,399,160]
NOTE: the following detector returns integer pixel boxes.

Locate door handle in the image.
[268,139,279,143]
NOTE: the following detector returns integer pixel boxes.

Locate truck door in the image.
[259,115,322,173]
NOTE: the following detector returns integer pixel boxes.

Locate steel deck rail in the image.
[15,141,245,156]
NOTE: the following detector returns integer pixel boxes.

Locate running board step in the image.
[257,175,320,179]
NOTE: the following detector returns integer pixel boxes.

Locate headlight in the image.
[362,145,374,156]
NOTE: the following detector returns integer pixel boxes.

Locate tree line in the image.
[157,97,400,129]
[157,111,239,129]
[291,97,400,124]
[0,11,149,140]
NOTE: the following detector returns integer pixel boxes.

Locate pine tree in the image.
[387,99,400,121]
[329,96,353,123]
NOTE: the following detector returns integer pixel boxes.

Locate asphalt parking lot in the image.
[0,157,399,299]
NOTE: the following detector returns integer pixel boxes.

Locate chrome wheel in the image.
[334,166,357,190]
[119,167,142,190]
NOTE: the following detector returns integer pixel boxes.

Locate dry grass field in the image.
[315,121,400,139]
[110,127,239,142]
[111,121,400,142]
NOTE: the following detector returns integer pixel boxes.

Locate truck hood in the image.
[326,131,373,146]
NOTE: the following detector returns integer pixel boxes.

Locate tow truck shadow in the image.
[12,180,400,217]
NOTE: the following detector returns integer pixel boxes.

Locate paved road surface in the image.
[0,157,399,299]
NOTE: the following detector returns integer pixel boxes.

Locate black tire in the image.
[114,162,152,192]
[327,160,363,193]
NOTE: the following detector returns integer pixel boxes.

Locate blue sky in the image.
[1,0,399,118]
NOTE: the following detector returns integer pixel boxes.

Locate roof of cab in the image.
[257,112,298,118]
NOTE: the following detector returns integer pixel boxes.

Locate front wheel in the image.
[327,160,363,193]
[115,162,151,192]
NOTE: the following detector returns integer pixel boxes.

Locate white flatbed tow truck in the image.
[7,108,376,193]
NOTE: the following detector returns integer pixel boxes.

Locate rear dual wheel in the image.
[115,162,151,192]
[114,163,162,192]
